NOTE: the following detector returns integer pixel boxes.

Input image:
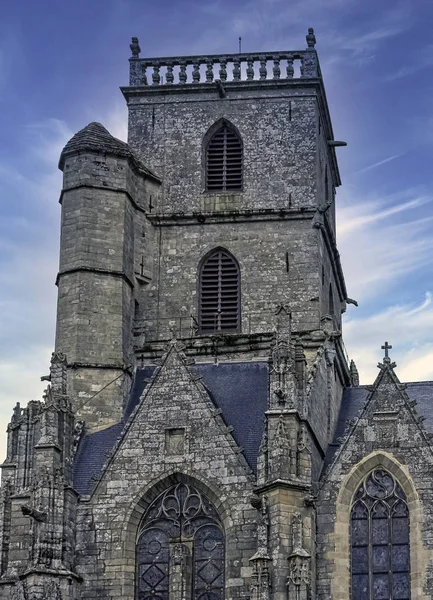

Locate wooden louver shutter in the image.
[200,250,240,333]
[206,125,242,191]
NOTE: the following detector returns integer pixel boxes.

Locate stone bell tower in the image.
[121,29,350,600]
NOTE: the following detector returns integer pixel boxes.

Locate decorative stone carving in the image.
[257,427,268,485]
[25,467,66,569]
[269,415,292,480]
[250,495,271,600]
[130,36,141,58]
[287,512,311,599]
[11,580,27,600]
[43,580,63,600]
[73,419,85,456]
[306,27,316,48]
[350,359,360,386]
[50,351,67,396]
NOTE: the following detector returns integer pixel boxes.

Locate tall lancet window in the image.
[206,122,243,191]
[136,483,225,600]
[351,468,410,600]
[199,248,240,333]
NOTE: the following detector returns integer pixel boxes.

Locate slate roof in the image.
[58,122,159,180]
[73,361,269,495]
[73,422,124,496]
[193,362,268,471]
[325,381,433,468]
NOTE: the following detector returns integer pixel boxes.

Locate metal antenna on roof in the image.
[239,37,242,53]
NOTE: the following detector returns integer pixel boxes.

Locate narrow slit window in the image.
[206,124,242,192]
[329,283,334,316]
[199,249,240,333]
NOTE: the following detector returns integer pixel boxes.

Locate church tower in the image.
[1,29,388,600]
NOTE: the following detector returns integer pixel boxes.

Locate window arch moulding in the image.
[330,451,427,600]
[198,247,241,334]
[135,482,225,600]
[203,119,243,193]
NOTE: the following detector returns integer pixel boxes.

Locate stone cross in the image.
[381,341,392,362]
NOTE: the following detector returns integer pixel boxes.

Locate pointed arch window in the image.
[206,123,243,192]
[351,468,410,600]
[199,248,240,333]
[328,283,334,316]
[136,483,225,600]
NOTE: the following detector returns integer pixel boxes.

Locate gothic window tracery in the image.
[351,468,410,600]
[206,123,242,192]
[199,248,240,333]
[136,483,225,600]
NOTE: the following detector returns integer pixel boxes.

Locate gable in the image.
[73,356,268,495]
[325,376,433,471]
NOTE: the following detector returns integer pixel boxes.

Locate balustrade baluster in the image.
[219,59,227,81]
[286,57,294,78]
[152,64,160,85]
[273,56,281,80]
[192,62,200,83]
[166,64,174,84]
[259,57,267,80]
[179,62,187,83]
[233,58,241,81]
[246,59,255,80]
[206,60,214,82]
[133,49,316,88]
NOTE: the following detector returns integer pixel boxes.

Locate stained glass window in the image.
[351,468,410,600]
[136,483,225,600]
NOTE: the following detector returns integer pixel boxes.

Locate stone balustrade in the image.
[128,28,320,87]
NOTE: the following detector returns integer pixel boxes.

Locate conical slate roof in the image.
[58,122,159,180]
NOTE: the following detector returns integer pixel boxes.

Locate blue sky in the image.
[1,0,433,457]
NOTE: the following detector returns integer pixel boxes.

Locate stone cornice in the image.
[147,207,316,226]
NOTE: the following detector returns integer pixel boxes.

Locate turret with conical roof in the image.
[56,122,161,430]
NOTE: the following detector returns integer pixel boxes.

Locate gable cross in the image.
[381,341,392,362]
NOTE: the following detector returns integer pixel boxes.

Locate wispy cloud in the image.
[385,46,433,81]
[0,117,73,459]
[354,154,403,174]
[344,292,433,384]
[338,190,433,304]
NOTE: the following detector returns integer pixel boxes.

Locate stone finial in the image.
[130,36,141,58]
[306,27,316,48]
[350,359,359,387]
[11,402,21,425]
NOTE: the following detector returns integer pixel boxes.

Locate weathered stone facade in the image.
[1,29,432,599]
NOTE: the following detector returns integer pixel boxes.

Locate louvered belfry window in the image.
[206,124,243,191]
[199,249,240,333]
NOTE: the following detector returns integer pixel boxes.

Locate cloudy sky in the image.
[1,0,433,457]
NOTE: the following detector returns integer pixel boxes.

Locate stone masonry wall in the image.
[127,87,318,214]
[137,218,322,339]
[75,347,259,600]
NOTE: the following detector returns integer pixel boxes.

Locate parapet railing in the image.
[128,28,320,87]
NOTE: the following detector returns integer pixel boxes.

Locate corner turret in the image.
[56,123,161,430]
